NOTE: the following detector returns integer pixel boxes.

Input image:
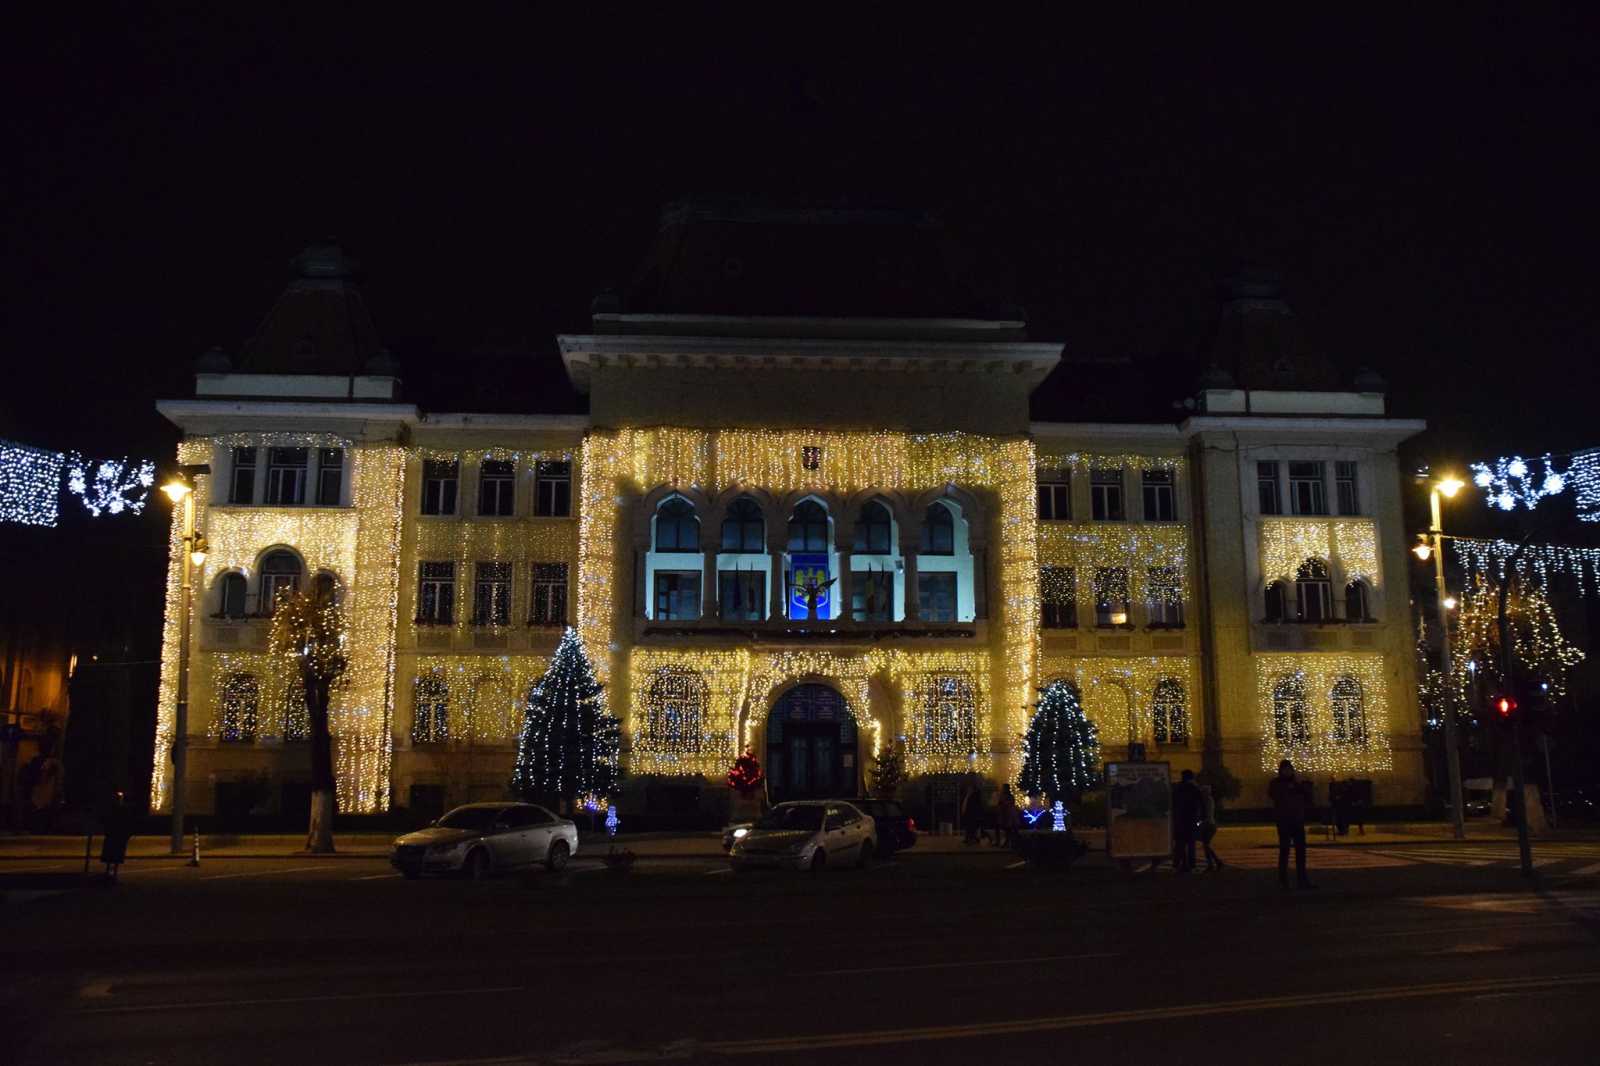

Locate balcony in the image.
[635,615,984,645]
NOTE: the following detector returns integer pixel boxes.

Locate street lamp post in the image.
[1417,475,1467,840]
[162,466,209,855]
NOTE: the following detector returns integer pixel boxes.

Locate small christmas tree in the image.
[727,751,765,795]
[867,741,906,799]
[1018,680,1101,804]
[513,628,623,810]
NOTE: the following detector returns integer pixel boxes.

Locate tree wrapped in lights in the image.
[727,750,765,795]
[1018,681,1101,804]
[1450,576,1584,711]
[267,574,346,853]
[513,628,622,811]
[867,740,906,799]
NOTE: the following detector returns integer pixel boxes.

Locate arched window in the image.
[654,497,700,552]
[720,497,765,552]
[217,573,247,619]
[853,501,894,553]
[219,672,259,743]
[1344,580,1372,622]
[1295,558,1332,622]
[1264,580,1288,623]
[1331,676,1366,744]
[1153,678,1188,745]
[281,677,308,741]
[787,500,830,552]
[919,502,955,555]
[413,672,450,744]
[259,550,303,616]
[1272,675,1309,745]
[645,668,706,755]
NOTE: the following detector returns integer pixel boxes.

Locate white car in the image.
[390,802,577,879]
[728,800,877,872]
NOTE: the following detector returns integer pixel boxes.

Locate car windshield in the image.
[436,807,501,831]
[757,806,825,831]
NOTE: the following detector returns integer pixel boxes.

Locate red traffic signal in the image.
[1493,695,1518,719]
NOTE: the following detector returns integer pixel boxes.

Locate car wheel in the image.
[810,849,827,873]
[463,848,491,881]
[857,839,874,868]
[546,839,570,872]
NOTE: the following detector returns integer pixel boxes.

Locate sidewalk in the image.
[1,820,1584,862]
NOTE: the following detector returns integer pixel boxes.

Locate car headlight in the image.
[732,827,749,840]
[426,841,467,856]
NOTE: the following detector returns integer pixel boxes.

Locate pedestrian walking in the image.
[1268,759,1315,890]
[961,777,985,845]
[996,783,1020,848]
[1198,783,1224,871]
[1171,769,1202,873]
[99,791,134,884]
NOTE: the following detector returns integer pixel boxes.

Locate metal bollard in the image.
[188,824,200,867]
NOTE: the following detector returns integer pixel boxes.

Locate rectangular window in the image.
[851,569,894,621]
[472,561,512,626]
[478,459,515,517]
[1257,461,1281,515]
[917,572,958,622]
[1040,565,1077,629]
[1090,469,1124,521]
[1141,469,1176,521]
[315,448,343,506]
[1036,468,1071,521]
[1093,567,1131,627]
[801,445,822,471]
[230,447,257,504]
[1336,460,1359,515]
[265,447,307,505]
[719,570,765,621]
[1147,566,1184,627]
[530,562,568,626]
[1288,461,1327,515]
[654,571,701,621]
[421,459,459,515]
[535,460,571,517]
[417,561,455,625]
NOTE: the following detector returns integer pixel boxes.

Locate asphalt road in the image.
[4,841,1599,1065]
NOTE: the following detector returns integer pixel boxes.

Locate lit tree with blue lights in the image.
[512,628,622,811]
[1018,680,1101,804]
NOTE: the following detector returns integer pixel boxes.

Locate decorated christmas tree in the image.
[267,574,346,853]
[867,741,906,799]
[727,751,765,794]
[512,628,622,810]
[1018,680,1101,804]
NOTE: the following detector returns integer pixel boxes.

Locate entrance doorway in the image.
[767,684,857,802]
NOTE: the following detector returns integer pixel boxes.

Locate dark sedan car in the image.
[842,798,917,854]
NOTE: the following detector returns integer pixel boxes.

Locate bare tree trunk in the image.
[305,678,336,853]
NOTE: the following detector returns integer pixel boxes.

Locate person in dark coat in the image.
[1198,783,1224,871]
[99,791,134,883]
[1268,760,1314,890]
[960,777,985,845]
[1171,769,1203,873]
[995,784,1020,848]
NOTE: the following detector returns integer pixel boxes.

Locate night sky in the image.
[6,12,1600,499]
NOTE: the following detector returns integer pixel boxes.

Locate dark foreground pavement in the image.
[3,842,1599,1065]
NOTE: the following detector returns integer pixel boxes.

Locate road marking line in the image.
[702,972,1600,1053]
[200,865,329,881]
[354,872,402,880]
[801,952,1118,977]
[78,984,530,1015]
[1571,862,1600,877]
[704,867,733,876]
[0,863,72,873]
[1368,921,1569,938]
[1004,860,1027,869]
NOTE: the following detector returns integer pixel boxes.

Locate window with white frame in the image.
[217,572,248,619]
[1273,675,1309,744]
[259,550,302,615]
[315,448,343,506]
[1288,461,1327,515]
[918,572,958,622]
[1335,460,1360,515]
[1037,468,1071,521]
[1146,566,1184,626]
[852,501,893,552]
[472,561,512,626]
[646,668,706,754]
[530,562,567,626]
[265,447,307,505]
[1257,461,1282,515]
[478,459,515,516]
[1331,675,1366,744]
[230,447,257,504]
[916,676,978,759]
[655,497,701,552]
[421,459,459,515]
[418,561,455,625]
[1141,469,1176,521]
[720,569,765,621]
[1295,558,1332,622]
[413,672,450,744]
[851,570,893,622]
[1091,469,1125,521]
[1040,565,1077,629]
[654,571,700,620]
[722,497,766,551]
[1152,678,1188,745]
[535,460,571,517]
[1344,580,1372,622]
[1094,567,1131,626]
[1264,580,1288,622]
[219,672,260,743]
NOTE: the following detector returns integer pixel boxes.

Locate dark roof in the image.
[1205,271,1342,391]
[613,198,1021,324]
[234,244,389,375]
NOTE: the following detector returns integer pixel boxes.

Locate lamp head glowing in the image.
[1442,596,1458,610]
[1412,537,1433,562]
[1436,476,1465,499]
[161,479,191,504]
[188,534,208,568]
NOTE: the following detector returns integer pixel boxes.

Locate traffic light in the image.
[1493,694,1518,719]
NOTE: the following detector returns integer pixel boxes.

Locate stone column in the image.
[900,538,921,623]
[769,538,788,621]
[836,549,854,622]
[701,533,720,622]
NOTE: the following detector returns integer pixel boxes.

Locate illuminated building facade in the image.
[153,219,1427,818]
